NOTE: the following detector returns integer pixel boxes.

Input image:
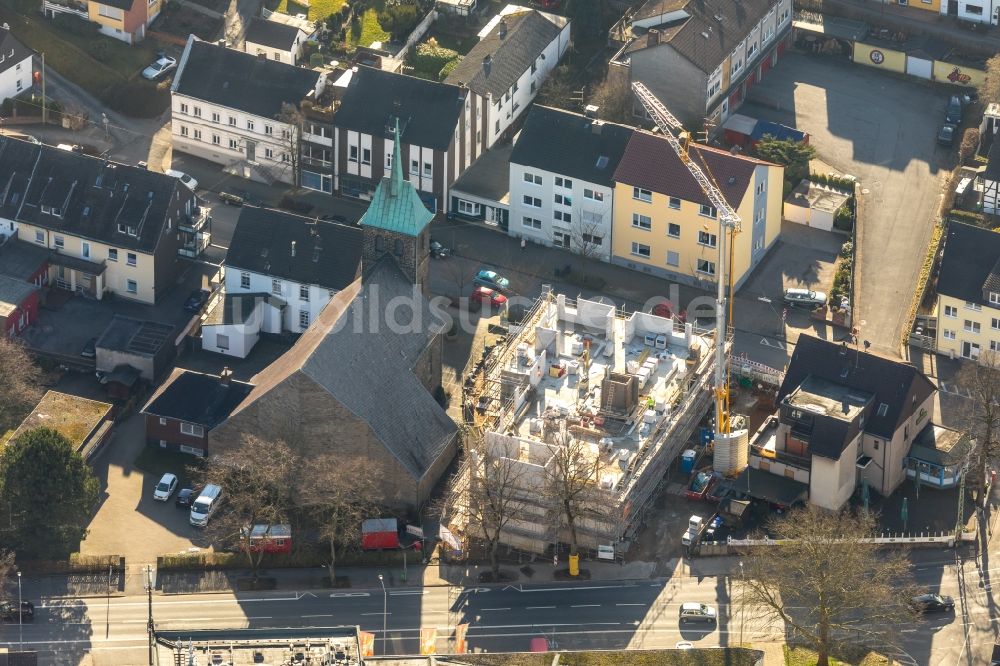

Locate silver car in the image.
[783,288,827,307]
[142,56,177,80]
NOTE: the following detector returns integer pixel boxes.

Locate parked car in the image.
[783,288,827,307]
[910,593,955,613]
[430,240,450,258]
[651,300,687,323]
[320,213,348,225]
[471,285,508,309]
[165,169,198,191]
[175,487,198,509]
[679,602,717,624]
[142,55,177,80]
[183,288,210,313]
[153,473,179,501]
[945,95,963,125]
[190,484,223,527]
[991,643,1000,666]
[0,601,34,621]
[80,337,97,358]
[937,123,957,147]
[473,270,510,292]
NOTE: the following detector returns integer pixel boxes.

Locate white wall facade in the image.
[0,54,33,102]
[224,267,335,333]
[808,435,860,510]
[508,162,614,262]
[171,93,298,184]
[244,31,305,65]
[202,322,256,358]
[956,0,1000,24]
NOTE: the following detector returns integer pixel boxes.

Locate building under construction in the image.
[448,288,720,557]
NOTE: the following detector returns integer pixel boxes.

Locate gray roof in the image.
[298,260,455,480]
[907,423,973,467]
[0,239,50,281]
[226,207,362,290]
[203,292,285,326]
[0,28,35,75]
[143,368,253,427]
[445,9,565,98]
[0,137,189,253]
[937,221,1000,306]
[510,106,633,188]
[334,66,467,152]
[0,273,36,316]
[96,316,173,357]
[451,141,512,203]
[173,38,320,119]
[244,17,303,51]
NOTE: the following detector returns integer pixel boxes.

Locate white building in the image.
[202,207,362,358]
[504,106,634,262]
[171,36,325,185]
[953,0,1000,25]
[0,27,34,102]
[243,17,309,66]
[444,5,571,147]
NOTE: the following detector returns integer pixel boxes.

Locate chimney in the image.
[729,145,740,155]
[483,54,492,74]
[291,240,296,257]
[498,19,507,39]
[220,367,232,386]
[584,104,599,119]
[646,28,660,48]
[591,120,604,135]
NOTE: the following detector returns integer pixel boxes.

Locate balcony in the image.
[302,131,333,148]
[301,155,332,169]
[178,206,211,234]
[178,231,211,258]
[43,0,88,19]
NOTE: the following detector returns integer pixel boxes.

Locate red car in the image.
[471,286,508,309]
[652,300,687,323]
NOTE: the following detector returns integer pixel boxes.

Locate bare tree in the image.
[587,73,633,124]
[462,427,529,579]
[0,337,42,433]
[0,549,14,603]
[737,507,916,666]
[276,102,304,186]
[198,435,296,581]
[955,350,1000,505]
[298,454,381,586]
[543,429,611,556]
[981,53,1000,106]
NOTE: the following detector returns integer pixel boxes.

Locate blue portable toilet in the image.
[681,449,697,474]
[700,427,714,445]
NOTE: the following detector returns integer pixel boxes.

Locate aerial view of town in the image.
[2,0,1000,664]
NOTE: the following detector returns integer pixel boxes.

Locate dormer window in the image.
[990,292,1000,306]
[40,205,50,214]
[51,208,62,218]
[127,226,138,237]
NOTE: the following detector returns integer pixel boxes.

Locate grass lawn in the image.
[134,445,203,490]
[784,646,890,666]
[350,7,390,47]
[425,28,479,55]
[276,0,344,22]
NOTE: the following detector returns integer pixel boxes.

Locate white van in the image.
[189,484,222,527]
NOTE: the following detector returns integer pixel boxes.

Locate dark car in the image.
[175,487,198,508]
[0,601,34,621]
[937,123,957,147]
[945,95,963,125]
[320,213,348,225]
[183,288,210,312]
[80,337,97,358]
[910,593,955,613]
[430,240,450,258]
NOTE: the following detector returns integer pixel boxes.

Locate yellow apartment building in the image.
[610,130,784,289]
[934,221,1000,360]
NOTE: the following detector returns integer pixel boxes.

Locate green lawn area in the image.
[784,646,889,666]
[350,7,390,47]
[275,0,344,23]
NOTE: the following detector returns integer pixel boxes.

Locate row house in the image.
[243,17,309,66]
[0,28,34,103]
[0,136,202,304]
[611,130,783,290]
[610,0,793,129]
[171,37,325,185]
[934,221,1000,361]
[879,0,999,27]
[503,106,634,263]
[444,4,571,146]
[201,207,362,358]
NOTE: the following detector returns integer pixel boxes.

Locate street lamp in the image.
[378,574,387,656]
[17,570,22,652]
[738,561,745,646]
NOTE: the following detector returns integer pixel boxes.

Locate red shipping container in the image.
[362,518,399,550]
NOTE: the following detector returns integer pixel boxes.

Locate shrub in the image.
[439,56,462,80]
[100,80,169,118]
[377,3,420,40]
[309,52,325,67]
[412,39,459,75]
[840,241,853,258]
[279,194,313,214]
[960,127,980,162]
[52,14,100,36]
[948,209,988,227]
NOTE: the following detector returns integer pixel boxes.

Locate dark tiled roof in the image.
[334,66,466,152]
[510,106,633,188]
[629,0,777,73]
[244,17,302,51]
[777,336,936,441]
[173,39,320,119]
[985,139,1000,181]
[445,9,565,98]
[226,207,362,291]
[0,136,188,253]
[97,0,134,10]
[0,239,49,281]
[143,369,253,427]
[0,28,35,75]
[937,222,1000,305]
[613,130,761,207]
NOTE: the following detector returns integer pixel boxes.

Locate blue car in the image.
[473,270,510,292]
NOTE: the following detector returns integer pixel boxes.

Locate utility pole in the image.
[17,570,23,652]
[145,565,154,665]
[41,52,46,126]
[378,574,387,655]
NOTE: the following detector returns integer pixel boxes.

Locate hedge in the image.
[22,553,123,575]
[158,548,410,571]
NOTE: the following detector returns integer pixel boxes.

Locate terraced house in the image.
[610,130,783,288]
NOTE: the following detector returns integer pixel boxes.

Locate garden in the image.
[269,0,431,52]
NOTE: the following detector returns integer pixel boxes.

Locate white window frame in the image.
[633,187,652,203]
[630,242,651,258]
[632,213,652,230]
[180,422,205,437]
[240,272,251,289]
[697,259,716,276]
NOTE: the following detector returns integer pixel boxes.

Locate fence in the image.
[724,531,960,548]
[394,9,438,59]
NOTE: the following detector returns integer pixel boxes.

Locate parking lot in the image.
[744,51,951,353]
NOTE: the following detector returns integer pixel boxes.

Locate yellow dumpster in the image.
[569,553,579,577]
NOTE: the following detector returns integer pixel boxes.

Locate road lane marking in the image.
[330,592,370,598]
[572,604,601,608]
[616,603,646,607]
[516,585,635,593]
[301,614,332,618]
[390,590,428,596]
[362,612,391,616]
[481,608,511,611]
[526,606,555,610]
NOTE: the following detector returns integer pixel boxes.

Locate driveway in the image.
[743,52,950,355]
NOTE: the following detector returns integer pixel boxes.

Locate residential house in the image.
[86,0,162,44]
[142,368,253,456]
[243,17,309,66]
[171,37,325,184]
[891,0,999,25]
[209,133,456,507]
[202,207,362,357]
[444,5,571,146]
[96,315,175,385]
[0,136,202,304]
[743,335,938,511]
[934,221,1000,360]
[0,27,34,102]
[609,0,793,129]
[0,239,48,337]
[328,65,482,213]
[505,105,633,262]
[610,130,783,289]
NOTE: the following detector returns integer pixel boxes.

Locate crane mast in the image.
[631,82,742,437]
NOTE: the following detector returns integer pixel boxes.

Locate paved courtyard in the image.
[744,51,951,355]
